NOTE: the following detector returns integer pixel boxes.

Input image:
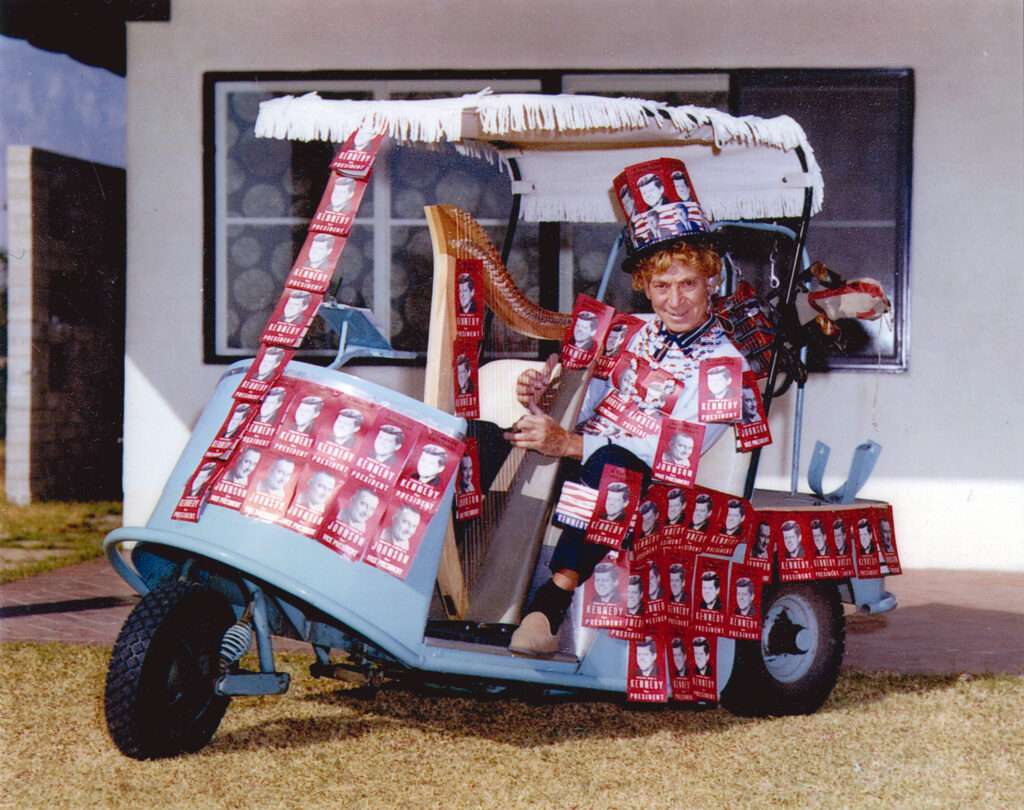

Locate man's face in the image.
[880,521,893,548]
[701,577,719,605]
[193,464,215,490]
[859,525,873,551]
[647,566,661,598]
[331,178,355,208]
[644,261,712,334]
[641,507,657,535]
[333,414,358,441]
[307,473,335,506]
[268,459,294,490]
[283,294,308,321]
[707,367,731,398]
[783,526,801,554]
[258,350,282,376]
[812,526,828,552]
[374,429,400,458]
[236,450,260,478]
[458,280,473,310]
[225,407,249,435]
[638,174,663,207]
[618,365,637,394]
[618,184,636,218]
[459,455,473,484]
[670,570,684,598]
[351,489,379,522]
[834,523,847,551]
[594,569,617,599]
[667,496,683,522]
[671,171,692,201]
[693,643,709,670]
[670,434,693,465]
[627,582,641,610]
[756,523,771,551]
[456,361,471,391]
[293,399,320,426]
[353,126,376,151]
[736,585,753,613]
[725,506,743,532]
[672,644,686,672]
[605,488,628,517]
[394,508,421,543]
[604,327,626,355]
[742,388,759,420]
[692,500,711,525]
[573,315,597,345]
[260,392,285,420]
[636,645,655,673]
[417,450,445,480]
[308,235,332,265]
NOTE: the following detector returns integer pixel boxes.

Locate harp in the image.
[423,204,591,623]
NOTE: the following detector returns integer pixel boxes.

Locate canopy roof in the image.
[255,89,824,224]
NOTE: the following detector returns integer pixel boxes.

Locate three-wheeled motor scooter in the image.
[103,90,900,759]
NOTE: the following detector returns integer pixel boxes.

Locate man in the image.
[625,574,643,616]
[637,172,667,208]
[879,519,894,552]
[699,570,722,611]
[413,444,448,488]
[305,232,335,269]
[692,637,713,677]
[781,520,805,559]
[591,561,621,604]
[664,432,694,467]
[507,159,747,656]
[741,385,760,423]
[832,518,850,556]
[455,354,474,394]
[457,273,477,314]
[751,520,772,558]
[221,402,251,438]
[280,290,312,324]
[670,637,688,677]
[338,487,379,532]
[296,470,336,512]
[327,176,357,212]
[858,519,876,554]
[457,453,475,493]
[689,493,713,532]
[668,563,688,603]
[617,183,636,219]
[720,499,745,536]
[352,125,377,151]
[615,358,639,397]
[188,462,218,496]
[811,519,830,556]
[670,169,693,203]
[639,379,675,414]
[224,447,261,486]
[705,363,735,400]
[638,500,659,538]
[369,424,404,466]
[381,504,421,551]
[257,387,288,423]
[647,561,664,600]
[572,310,599,351]
[290,395,324,434]
[633,637,660,678]
[254,346,285,381]
[257,457,295,498]
[734,577,756,616]
[665,488,686,525]
[329,408,363,447]
[601,482,631,522]
[603,323,628,357]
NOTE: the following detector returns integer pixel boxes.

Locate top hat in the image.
[613,158,721,272]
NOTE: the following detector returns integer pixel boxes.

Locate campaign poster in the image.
[561,295,614,370]
[207,400,255,460]
[396,430,465,514]
[735,371,772,451]
[351,408,422,489]
[271,381,330,458]
[809,514,843,579]
[309,173,367,238]
[698,356,743,423]
[668,633,695,703]
[309,390,376,475]
[609,566,645,641]
[240,450,302,524]
[581,550,628,629]
[627,635,669,703]
[285,231,345,294]
[208,444,264,512]
[745,518,774,578]
[829,513,857,578]
[594,352,662,437]
[455,438,483,521]
[878,504,901,575]
[652,485,688,547]
[553,480,598,530]
[280,464,341,537]
[692,556,729,636]
[330,124,386,179]
[776,513,816,582]
[726,563,763,641]
[318,478,387,561]
[260,287,324,349]
[652,419,704,488]
[635,364,682,418]
[172,458,223,521]
[364,497,429,580]
[689,633,718,701]
[235,345,294,402]
[454,259,484,339]
[584,466,642,550]
[703,492,751,557]
[452,338,480,419]
[636,548,669,628]
[241,384,294,448]
[853,509,883,579]
[681,490,716,553]
[594,313,645,380]
[664,550,696,626]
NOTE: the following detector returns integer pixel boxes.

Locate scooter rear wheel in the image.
[105,580,235,759]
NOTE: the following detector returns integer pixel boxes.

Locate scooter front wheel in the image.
[104,580,235,759]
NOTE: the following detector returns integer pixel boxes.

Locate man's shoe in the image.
[508,611,560,656]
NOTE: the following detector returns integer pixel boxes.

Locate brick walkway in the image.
[2,560,1022,675]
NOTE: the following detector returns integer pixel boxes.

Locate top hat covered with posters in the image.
[614,158,721,271]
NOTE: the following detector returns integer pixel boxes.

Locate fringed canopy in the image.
[255,89,824,224]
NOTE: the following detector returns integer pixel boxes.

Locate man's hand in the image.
[515,354,559,410]
[504,408,584,459]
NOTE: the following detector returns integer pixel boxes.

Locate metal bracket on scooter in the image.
[807,439,882,504]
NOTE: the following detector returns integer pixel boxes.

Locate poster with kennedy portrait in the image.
[584,466,642,550]
[561,295,613,370]
[581,550,629,629]
[627,635,669,703]
[454,258,484,339]
[594,313,645,380]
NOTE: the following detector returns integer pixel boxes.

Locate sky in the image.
[0,34,126,279]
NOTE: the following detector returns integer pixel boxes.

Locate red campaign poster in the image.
[364,496,430,580]
[351,408,422,489]
[330,125,387,179]
[652,419,704,487]
[726,562,762,641]
[653,485,688,548]
[561,295,614,370]
[452,338,480,419]
[318,479,387,561]
[171,458,223,522]
[271,381,331,458]
[240,450,302,524]
[703,491,752,557]
[735,370,772,451]
[689,632,718,701]
[698,356,743,423]
[635,364,682,418]
[594,313,645,380]
[279,464,342,537]
[679,491,716,553]
[776,513,816,582]
[260,287,324,348]
[396,430,465,513]
[309,391,376,475]
[627,635,669,703]
[853,509,883,579]
[309,174,367,238]
[878,504,901,575]
[285,231,345,294]
[829,512,857,578]
[584,466,643,550]
[241,384,294,449]
[665,550,696,627]
[454,438,483,521]
[745,517,774,579]
[692,556,729,636]
[454,259,484,339]
[668,633,695,702]
[207,400,255,460]
[208,444,264,512]
[581,550,628,629]
[594,353,662,438]
[809,514,844,580]
[235,346,295,402]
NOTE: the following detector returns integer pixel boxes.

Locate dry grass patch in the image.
[2,642,1022,809]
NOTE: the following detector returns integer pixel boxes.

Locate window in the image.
[204,69,912,371]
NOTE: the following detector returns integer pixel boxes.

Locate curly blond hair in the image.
[630,241,722,292]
